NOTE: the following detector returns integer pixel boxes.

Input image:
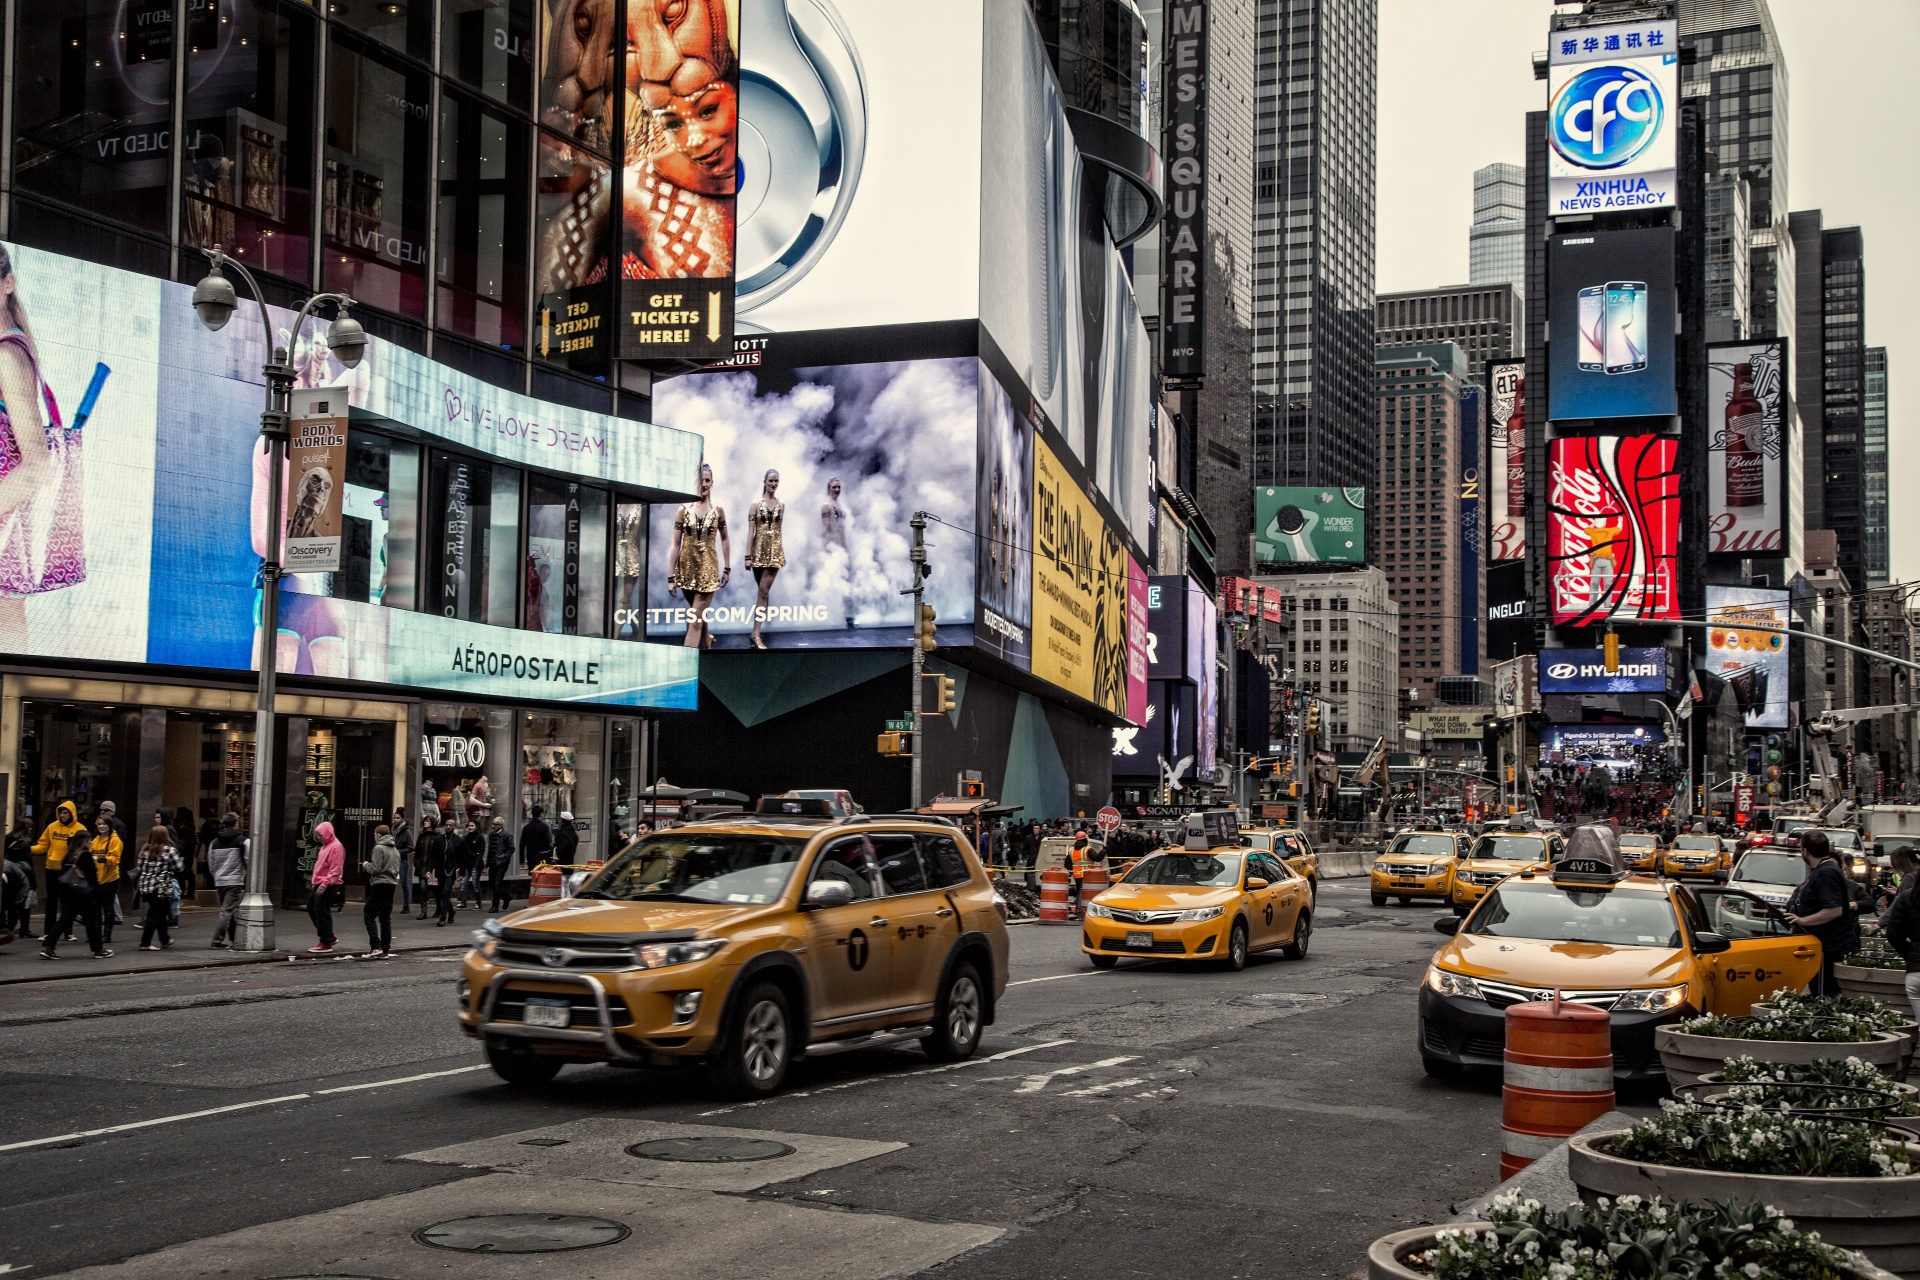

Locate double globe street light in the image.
[191,249,365,952]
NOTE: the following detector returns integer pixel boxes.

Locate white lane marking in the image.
[314,1065,487,1095]
[1013,1055,1140,1095]
[1061,1077,1146,1097]
[0,1094,314,1154]
[696,1039,1076,1117]
[1008,971,1108,987]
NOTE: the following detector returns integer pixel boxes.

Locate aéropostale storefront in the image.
[0,243,700,904]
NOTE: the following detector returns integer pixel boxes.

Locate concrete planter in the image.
[1696,1070,1920,1110]
[1749,1001,1916,1082]
[1569,1130,1920,1278]
[1655,1026,1908,1090]
[1364,1220,1902,1280]
[1837,964,1912,1008]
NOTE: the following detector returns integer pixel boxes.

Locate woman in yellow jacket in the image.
[31,801,84,939]
[89,818,123,946]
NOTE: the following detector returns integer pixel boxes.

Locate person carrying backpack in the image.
[206,812,249,948]
[133,826,184,951]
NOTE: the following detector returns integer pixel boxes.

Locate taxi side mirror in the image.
[802,880,855,910]
[1433,917,1460,935]
[1246,877,1269,890]
[1693,931,1732,954]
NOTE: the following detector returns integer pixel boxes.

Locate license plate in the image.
[1395,880,1419,887]
[1125,931,1154,949]
[522,997,572,1028]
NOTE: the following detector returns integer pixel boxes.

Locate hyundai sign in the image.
[1546,19,1678,215]
[1538,646,1669,694]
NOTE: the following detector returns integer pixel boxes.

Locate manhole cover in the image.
[413,1214,629,1253]
[519,1137,570,1147]
[627,1136,796,1163]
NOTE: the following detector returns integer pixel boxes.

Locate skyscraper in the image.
[1468,163,1526,294]
[1864,346,1889,589]
[1373,282,1521,387]
[1376,341,1469,704]
[1679,0,1792,341]
[1250,0,1377,493]
[1812,226,1868,590]
[1703,173,1751,343]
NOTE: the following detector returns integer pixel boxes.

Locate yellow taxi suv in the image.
[1419,836,1821,1080]
[1448,828,1562,916]
[1661,833,1730,883]
[457,803,1010,1098]
[1085,811,1311,970]
[1370,830,1466,907]
[1616,831,1664,874]
[1242,827,1320,902]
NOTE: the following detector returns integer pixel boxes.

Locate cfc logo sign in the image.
[1550,65,1664,170]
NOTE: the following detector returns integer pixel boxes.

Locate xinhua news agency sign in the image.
[1537,646,1669,694]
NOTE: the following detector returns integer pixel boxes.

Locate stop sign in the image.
[1096,806,1122,834]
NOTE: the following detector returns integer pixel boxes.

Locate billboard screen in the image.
[1459,383,1482,674]
[1546,435,1680,625]
[1538,724,1668,770]
[1707,339,1788,556]
[1704,586,1790,729]
[1546,18,1678,215]
[976,370,1034,669]
[1538,646,1668,694]
[1547,227,1677,421]
[1032,436,1134,718]
[1486,562,1532,660]
[1159,0,1208,379]
[1486,359,1527,563]
[1253,487,1366,565]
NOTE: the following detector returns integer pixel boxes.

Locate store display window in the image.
[522,712,602,860]
[606,717,648,847]
[424,450,522,627]
[291,720,396,887]
[526,477,608,636]
[418,704,513,834]
[614,502,646,640]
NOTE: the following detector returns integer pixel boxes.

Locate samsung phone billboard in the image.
[1547,227,1677,422]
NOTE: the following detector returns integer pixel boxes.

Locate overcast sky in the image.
[1377,0,1916,581]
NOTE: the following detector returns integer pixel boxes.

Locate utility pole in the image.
[909,512,927,810]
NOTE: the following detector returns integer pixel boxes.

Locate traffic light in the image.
[1287,782,1300,798]
[960,777,984,798]
[877,731,912,757]
[933,673,956,713]
[1603,630,1620,674]
[915,603,938,651]
[1305,702,1321,735]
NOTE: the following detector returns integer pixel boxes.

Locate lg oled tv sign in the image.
[1546,18,1678,215]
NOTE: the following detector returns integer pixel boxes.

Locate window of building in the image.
[441,0,535,112]
[323,35,433,319]
[424,451,521,627]
[437,90,531,350]
[526,477,609,636]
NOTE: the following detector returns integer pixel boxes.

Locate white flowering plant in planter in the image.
[1718,1055,1917,1116]
[1418,1191,1853,1280]
[1609,1101,1913,1178]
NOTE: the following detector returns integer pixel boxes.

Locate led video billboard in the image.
[1546,18,1678,215]
[1486,359,1527,563]
[1546,435,1679,625]
[1705,586,1790,730]
[1547,227,1677,422]
[1707,339,1788,556]
[1253,488,1366,565]
[1538,646,1668,694]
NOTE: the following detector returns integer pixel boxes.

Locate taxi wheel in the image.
[924,962,985,1061]
[1451,904,1469,917]
[1422,1055,1464,1080]
[485,1041,563,1086]
[713,981,792,1099]
[1088,953,1119,969]
[1370,892,1388,907]
[1397,897,1413,907]
[1281,910,1311,961]
[1223,920,1249,971]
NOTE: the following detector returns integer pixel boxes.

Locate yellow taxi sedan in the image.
[1419,851,1821,1079]
[1371,830,1466,907]
[1448,828,1561,916]
[1083,845,1310,971]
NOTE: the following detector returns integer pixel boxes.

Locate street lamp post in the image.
[191,249,364,953]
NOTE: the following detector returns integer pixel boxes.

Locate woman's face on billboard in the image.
[654,79,737,197]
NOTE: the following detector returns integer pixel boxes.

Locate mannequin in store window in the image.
[744,469,785,650]
[470,774,493,820]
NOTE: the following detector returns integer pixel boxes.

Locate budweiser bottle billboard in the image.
[1724,360,1764,508]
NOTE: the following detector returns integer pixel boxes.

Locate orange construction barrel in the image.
[1500,994,1615,1180]
[1081,864,1110,898]
[528,864,565,909]
[1038,865,1071,924]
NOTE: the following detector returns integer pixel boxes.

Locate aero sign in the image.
[1546,19,1677,214]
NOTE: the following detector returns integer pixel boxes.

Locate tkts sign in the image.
[1547,435,1679,626]
[1160,0,1208,382]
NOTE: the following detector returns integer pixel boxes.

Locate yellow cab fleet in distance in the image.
[1085,810,1311,970]
[457,798,1011,1097]
[1616,830,1664,874]
[1449,824,1564,916]
[1371,829,1467,907]
[1662,832,1731,883]
[1419,826,1821,1080]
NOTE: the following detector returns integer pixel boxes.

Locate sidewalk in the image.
[0,891,506,986]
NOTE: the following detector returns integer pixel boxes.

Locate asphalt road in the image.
[0,882,1554,1279]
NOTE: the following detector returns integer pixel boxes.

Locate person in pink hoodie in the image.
[307,820,345,955]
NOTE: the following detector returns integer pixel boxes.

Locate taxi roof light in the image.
[1549,824,1631,886]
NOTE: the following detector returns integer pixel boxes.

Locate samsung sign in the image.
[1538,647,1669,694]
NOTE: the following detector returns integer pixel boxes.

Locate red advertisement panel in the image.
[1547,435,1679,625]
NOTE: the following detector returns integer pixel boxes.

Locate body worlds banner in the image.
[1486,360,1526,563]
[284,388,347,574]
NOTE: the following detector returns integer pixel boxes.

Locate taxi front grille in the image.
[1100,938,1186,954]
[1475,978,1625,1012]
[1104,908,1186,925]
[1381,864,1439,876]
[494,942,642,971]
[493,986,635,1027]
[1463,870,1508,886]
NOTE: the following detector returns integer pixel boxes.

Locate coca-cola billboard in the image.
[1486,359,1527,563]
[1706,339,1788,557]
[1546,435,1680,626]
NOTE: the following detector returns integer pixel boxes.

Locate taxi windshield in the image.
[1241,832,1274,850]
[583,834,807,905]
[1817,828,1862,851]
[1124,853,1243,887]
[1467,836,1546,861]
[1619,833,1657,847]
[1469,881,1682,947]
[1389,835,1456,857]
[1732,851,1808,887]
[1672,836,1720,851]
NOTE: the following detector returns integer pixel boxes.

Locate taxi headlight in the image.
[471,935,500,961]
[1175,905,1225,922]
[1373,860,1393,873]
[1085,903,1115,920]
[633,939,727,969]
[1425,967,1483,1000]
[1614,984,1689,1013]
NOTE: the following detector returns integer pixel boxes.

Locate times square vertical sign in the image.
[1161,0,1208,381]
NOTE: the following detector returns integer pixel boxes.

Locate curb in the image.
[0,942,471,987]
